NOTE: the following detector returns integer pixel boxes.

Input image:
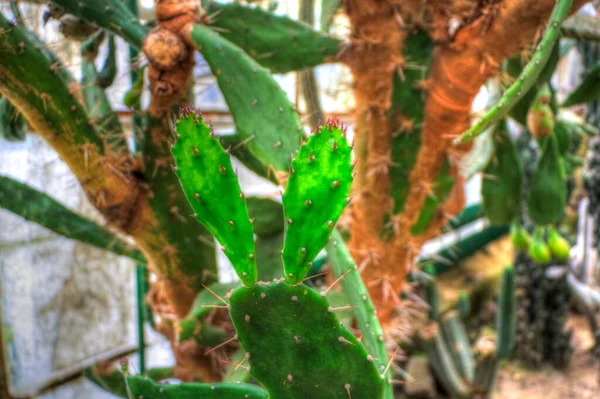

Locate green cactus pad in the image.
[205,2,343,74]
[125,376,268,399]
[229,281,384,399]
[282,121,353,283]
[172,110,257,285]
[189,25,303,172]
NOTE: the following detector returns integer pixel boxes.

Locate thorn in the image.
[249,253,255,260]
[338,336,355,345]
[332,140,338,151]
[234,352,251,371]
[328,305,356,312]
[321,269,351,296]
[328,221,334,228]
[305,199,312,207]
[287,218,293,224]
[302,271,328,282]
[332,180,340,189]
[191,145,199,156]
[204,335,238,355]
[346,197,353,205]
[308,152,315,163]
[201,284,229,305]
[219,165,226,175]
[249,217,255,224]
[228,221,234,228]
[380,347,400,378]
[193,193,201,201]
[200,304,229,309]
[220,246,226,252]
[240,192,246,199]
[345,383,352,399]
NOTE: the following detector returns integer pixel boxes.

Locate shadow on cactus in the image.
[123,109,384,398]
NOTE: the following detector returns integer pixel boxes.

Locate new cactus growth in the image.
[283,121,353,283]
[172,110,258,286]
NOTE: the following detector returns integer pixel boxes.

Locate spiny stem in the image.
[455,0,573,144]
[326,229,393,399]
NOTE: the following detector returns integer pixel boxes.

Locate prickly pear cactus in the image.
[172,110,384,399]
[172,108,257,286]
[229,281,384,399]
[126,376,268,399]
[283,121,353,283]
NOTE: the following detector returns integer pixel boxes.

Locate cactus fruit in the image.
[172,110,258,286]
[546,226,571,261]
[496,266,516,360]
[204,2,343,74]
[457,0,573,144]
[529,227,552,264]
[527,84,555,138]
[189,24,303,172]
[527,135,567,225]
[510,222,531,251]
[283,121,352,283]
[481,122,523,225]
[126,375,268,399]
[229,280,384,399]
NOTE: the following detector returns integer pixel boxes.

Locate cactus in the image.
[189,24,303,172]
[49,0,147,48]
[229,281,384,399]
[172,110,257,285]
[97,34,118,88]
[172,110,385,398]
[126,375,268,399]
[0,175,144,262]
[496,266,516,360]
[0,97,25,142]
[441,312,475,382]
[283,121,352,283]
[204,1,343,74]
[457,0,573,144]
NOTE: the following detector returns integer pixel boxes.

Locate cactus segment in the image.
[326,230,392,398]
[444,203,484,231]
[472,338,499,394]
[496,266,516,360]
[282,122,353,283]
[527,134,567,225]
[457,0,573,144]
[218,134,279,184]
[425,277,440,320]
[246,197,284,238]
[0,175,145,263]
[389,32,433,214]
[97,35,118,88]
[178,282,238,343]
[172,110,257,285]
[229,281,384,399]
[457,291,471,320]
[204,2,343,74]
[48,0,148,48]
[481,122,523,225]
[410,158,454,235]
[189,24,303,172]
[126,376,268,399]
[0,97,26,142]
[563,60,600,106]
[85,366,174,398]
[441,312,475,383]
[418,323,472,398]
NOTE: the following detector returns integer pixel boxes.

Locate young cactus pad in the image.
[125,376,268,399]
[229,280,384,399]
[282,121,353,283]
[172,109,257,285]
